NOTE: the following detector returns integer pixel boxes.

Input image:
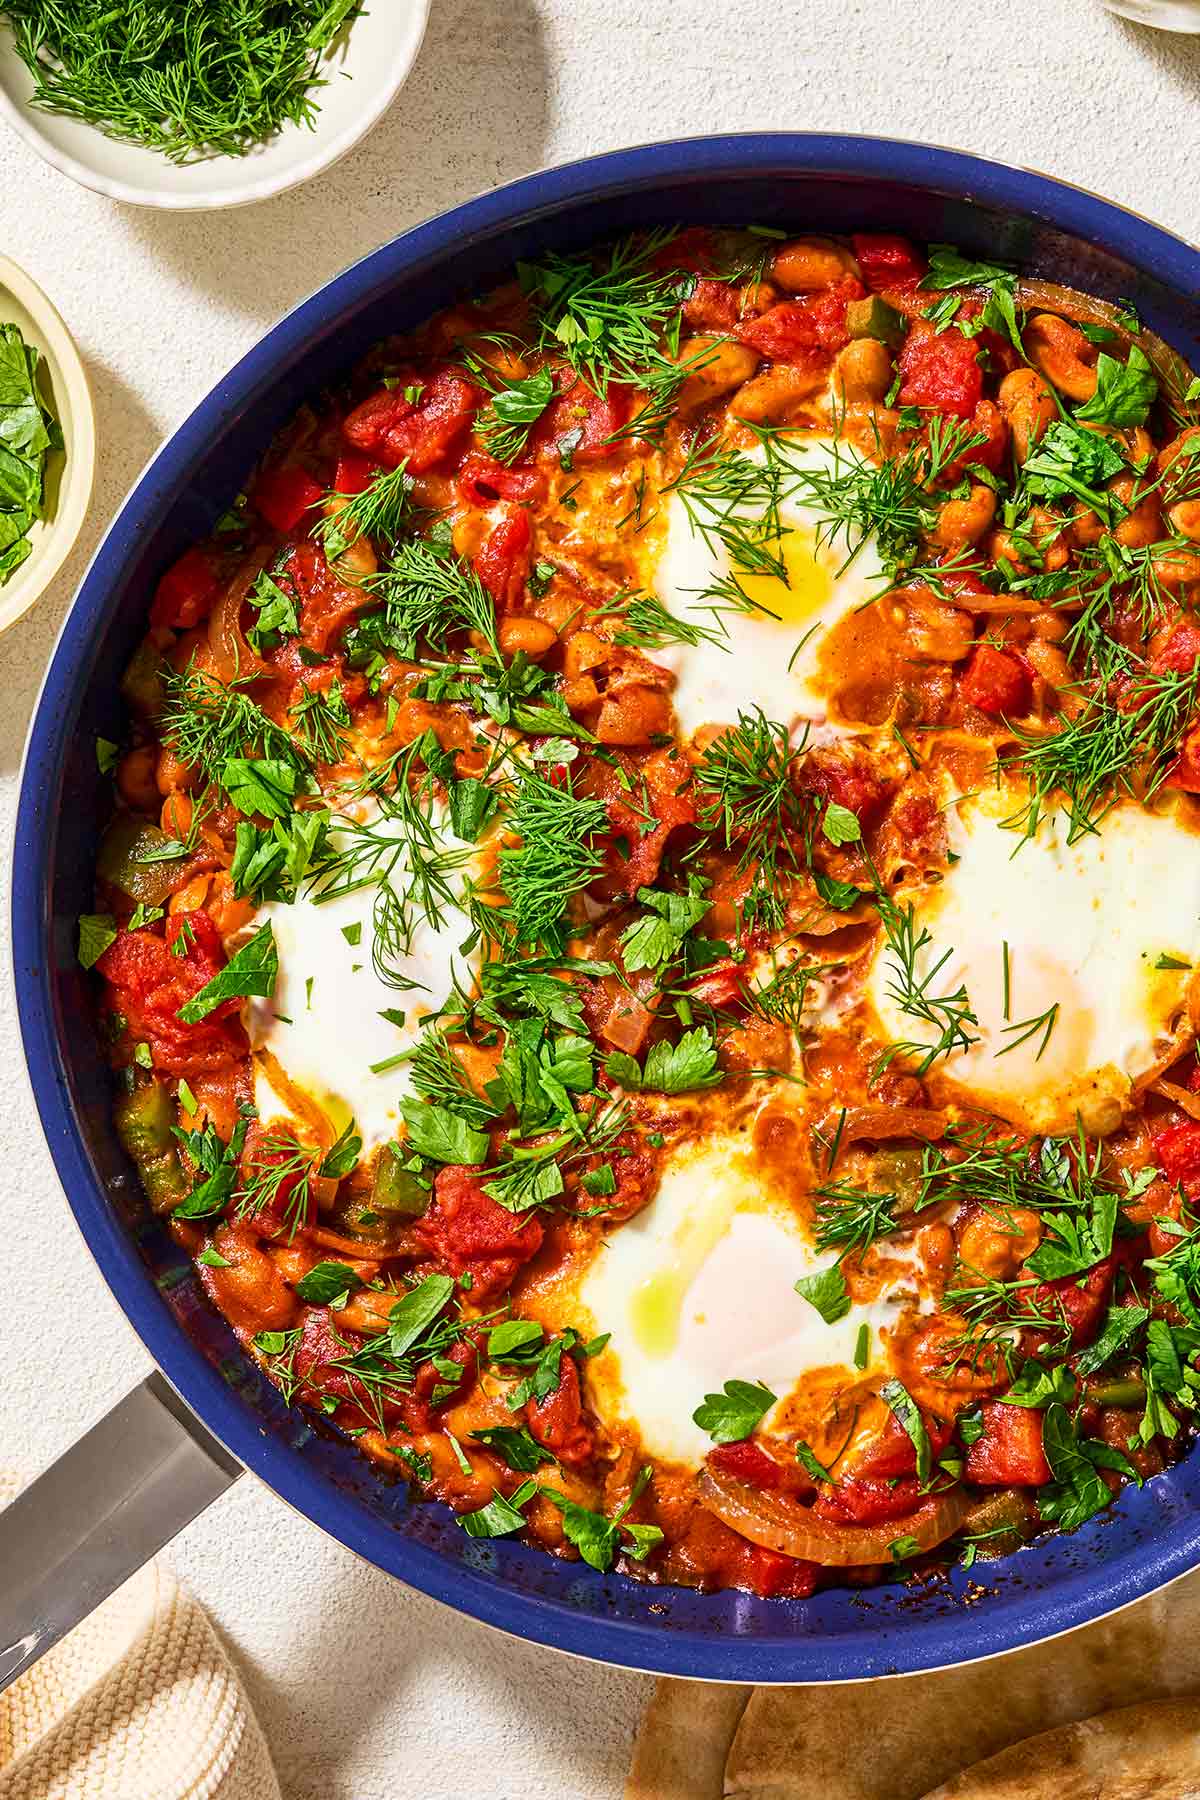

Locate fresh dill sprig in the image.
[693,710,807,930]
[363,539,500,660]
[874,890,979,1077]
[237,1116,362,1242]
[518,230,693,401]
[1003,657,1200,845]
[747,956,839,1031]
[313,463,416,560]
[5,0,362,163]
[772,416,985,578]
[995,1000,1060,1061]
[813,1183,899,1259]
[161,662,305,782]
[494,771,610,953]
[590,588,728,652]
[408,1026,498,1129]
[309,740,472,959]
[662,435,790,596]
[290,680,351,764]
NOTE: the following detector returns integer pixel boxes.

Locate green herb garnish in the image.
[4,0,363,163]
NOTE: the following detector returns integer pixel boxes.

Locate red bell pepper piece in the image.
[251,465,325,535]
[150,546,221,631]
[333,452,377,497]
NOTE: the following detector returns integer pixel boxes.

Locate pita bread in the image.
[628,1567,1200,1800]
[919,1697,1200,1799]
[624,1679,750,1800]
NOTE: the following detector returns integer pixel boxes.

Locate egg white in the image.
[643,434,888,739]
[865,787,1200,1136]
[247,802,480,1150]
[550,1129,913,1468]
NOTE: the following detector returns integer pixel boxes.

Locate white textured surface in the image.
[0,2,1195,1794]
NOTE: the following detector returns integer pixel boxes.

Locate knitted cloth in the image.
[0,1476,280,1800]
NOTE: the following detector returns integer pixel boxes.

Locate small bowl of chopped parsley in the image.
[0,253,94,631]
[0,1,431,210]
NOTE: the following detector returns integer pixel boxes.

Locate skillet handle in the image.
[0,1371,242,1694]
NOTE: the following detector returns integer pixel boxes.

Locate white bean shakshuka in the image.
[85,228,1200,1597]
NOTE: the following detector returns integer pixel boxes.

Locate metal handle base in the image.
[0,1372,242,1693]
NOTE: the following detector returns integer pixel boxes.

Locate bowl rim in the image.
[14,132,1200,1682]
[0,1,432,212]
[0,251,95,632]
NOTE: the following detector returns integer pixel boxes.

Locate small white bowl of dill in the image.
[0,1,431,211]
[0,254,94,633]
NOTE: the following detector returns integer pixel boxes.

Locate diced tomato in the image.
[150,546,221,631]
[97,910,248,1078]
[473,508,532,609]
[814,1475,923,1526]
[745,1545,820,1599]
[456,452,546,508]
[1159,733,1200,793]
[1155,624,1200,675]
[735,277,864,360]
[851,1410,953,1480]
[344,368,481,474]
[527,1353,595,1467]
[960,644,1032,717]
[342,386,405,454]
[400,1336,478,1434]
[1154,1119,1200,1190]
[964,1401,1052,1485]
[333,452,377,496]
[414,1165,544,1303]
[595,748,696,897]
[292,1308,404,1429]
[735,308,826,366]
[284,540,364,655]
[1026,1257,1115,1352]
[251,465,325,535]
[851,233,927,293]
[237,1119,316,1238]
[569,1127,659,1223]
[708,1440,784,1488]
[683,278,739,332]
[797,745,891,830]
[530,369,632,466]
[897,320,983,419]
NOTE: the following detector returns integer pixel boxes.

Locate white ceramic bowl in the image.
[0,254,94,633]
[0,2,431,211]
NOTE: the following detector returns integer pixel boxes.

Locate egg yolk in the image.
[733,526,836,629]
[628,1183,742,1356]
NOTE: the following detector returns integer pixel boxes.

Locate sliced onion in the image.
[1152,1078,1200,1123]
[698,1468,972,1566]
[207,553,272,685]
[840,1105,950,1146]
